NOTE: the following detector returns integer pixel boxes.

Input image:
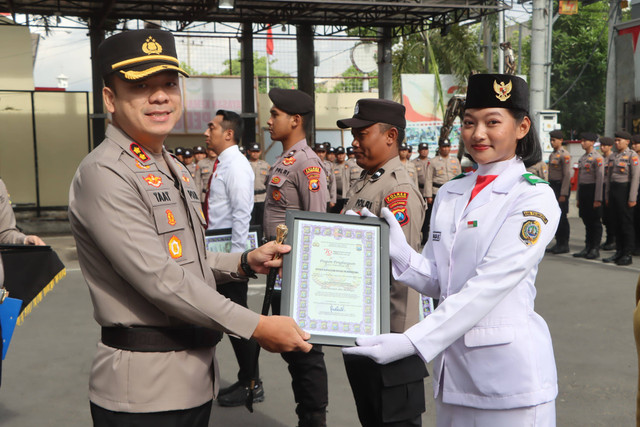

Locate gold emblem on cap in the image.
[493,80,513,102]
[142,36,163,55]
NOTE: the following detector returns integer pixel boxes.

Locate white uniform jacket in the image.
[394,157,560,410]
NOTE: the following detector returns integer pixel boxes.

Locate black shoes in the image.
[217,380,265,407]
[573,248,589,258]
[550,244,570,254]
[603,253,621,263]
[616,255,633,266]
[601,241,616,251]
[585,248,600,260]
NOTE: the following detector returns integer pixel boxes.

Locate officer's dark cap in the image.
[399,143,409,151]
[579,132,598,142]
[175,147,184,155]
[328,147,335,154]
[337,98,406,130]
[239,145,246,154]
[549,130,564,140]
[98,29,189,82]
[268,88,314,115]
[183,149,193,157]
[407,145,413,153]
[346,147,354,155]
[335,146,345,154]
[313,143,326,152]
[248,143,261,151]
[464,73,529,112]
[418,143,429,150]
[633,134,640,144]
[615,130,632,140]
[599,137,614,146]
[193,145,205,154]
[439,139,451,147]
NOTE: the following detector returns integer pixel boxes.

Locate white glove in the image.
[342,333,417,364]
[379,207,413,273]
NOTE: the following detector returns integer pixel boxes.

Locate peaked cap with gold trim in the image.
[98,29,189,81]
[465,73,529,112]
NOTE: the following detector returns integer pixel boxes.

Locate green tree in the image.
[328,65,378,93]
[218,52,295,93]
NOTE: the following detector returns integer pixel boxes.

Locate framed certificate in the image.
[205,225,263,253]
[281,210,390,346]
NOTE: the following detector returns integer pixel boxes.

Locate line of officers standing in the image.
[538,130,640,266]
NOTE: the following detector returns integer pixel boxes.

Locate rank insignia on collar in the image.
[144,174,162,188]
[371,168,385,180]
[135,161,150,170]
[283,156,296,166]
[166,209,177,226]
[181,175,190,183]
[493,79,512,102]
[130,143,150,162]
[168,235,182,259]
[519,220,540,246]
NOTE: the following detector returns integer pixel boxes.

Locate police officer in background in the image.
[425,139,461,212]
[195,146,217,203]
[337,98,428,427]
[193,145,206,164]
[263,88,329,427]
[247,143,271,227]
[526,159,548,180]
[331,146,350,213]
[412,142,430,197]
[546,130,572,254]
[326,145,336,163]
[313,142,337,210]
[600,137,616,250]
[573,132,604,259]
[346,146,356,160]
[182,148,196,178]
[632,134,640,255]
[174,146,185,164]
[399,143,419,188]
[603,131,640,265]
[346,146,364,186]
[69,29,311,427]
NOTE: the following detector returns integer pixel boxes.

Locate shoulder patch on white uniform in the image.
[522,173,549,185]
[520,220,541,246]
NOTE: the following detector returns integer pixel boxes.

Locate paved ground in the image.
[0,215,638,426]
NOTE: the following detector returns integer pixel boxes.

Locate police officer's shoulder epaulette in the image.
[522,173,549,185]
[451,172,469,180]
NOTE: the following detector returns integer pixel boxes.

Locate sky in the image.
[17,4,533,92]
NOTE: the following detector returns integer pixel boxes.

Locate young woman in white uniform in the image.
[344,74,561,426]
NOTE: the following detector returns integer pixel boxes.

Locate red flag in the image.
[266,25,274,56]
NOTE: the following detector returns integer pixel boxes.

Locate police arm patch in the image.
[384,192,410,226]
[519,220,541,246]
[303,166,322,192]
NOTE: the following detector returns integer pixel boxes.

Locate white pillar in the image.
[529,0,547,116]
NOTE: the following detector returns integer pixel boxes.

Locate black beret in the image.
[183,149,193,157]
[313,143,326,152]
[418,143,429,150]
[633,134,640,144]
[98,29,188,81]
[335,146,345,154]
[615,130,632,140]
[465,74,529,112]
[175,147,184,155]
[346,147,354,155]
[248,143,261,151]
[193,145,205,154]
[549,130,564,140]
[399,143,409,151]
[337,98,406,129]
[579,132,598,142]
[269,88,314,115]
[599,137,614,146]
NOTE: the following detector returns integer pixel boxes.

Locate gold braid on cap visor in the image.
[119,64,188,80]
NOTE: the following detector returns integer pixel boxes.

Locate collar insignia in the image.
[493,79,513,102]
[142,37,163,55]
[371,168,385,180]
[130,143,149,162]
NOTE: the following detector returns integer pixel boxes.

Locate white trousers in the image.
[435,397,556,427]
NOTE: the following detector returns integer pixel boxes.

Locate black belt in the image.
[433,183,442,188]
[101,326,223,352]
[418,184,424,189]
[254,189,266,195]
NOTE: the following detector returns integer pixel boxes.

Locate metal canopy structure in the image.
[0,0,509,37]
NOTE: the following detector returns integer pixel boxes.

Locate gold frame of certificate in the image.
[281,210,390,346]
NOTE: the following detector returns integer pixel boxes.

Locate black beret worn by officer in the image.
[69,29,310,426]
[263,88,330,426]
[338,98,428,427]
[572,132,604,260]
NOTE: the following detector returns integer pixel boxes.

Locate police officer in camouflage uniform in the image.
[572,132,604,260]
[603,131,640,265]
[263,88,329,427]
[546,130,572,254]
[599,136,616,250]
[338,98,428,427]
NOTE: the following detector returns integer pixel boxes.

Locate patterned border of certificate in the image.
[281,211,390,347]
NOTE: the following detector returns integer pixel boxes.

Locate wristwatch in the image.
[240,249,258,279]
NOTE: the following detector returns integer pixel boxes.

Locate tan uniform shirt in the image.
[548,147,572,197]
[401,160,419,189]
[250,159,271,203]
[425,155,461,198]
[324,160,337,204]
[347,158,363,187]
[606,147,640,202]
[342,156,425,333]
[412,157,429,197]
[332,161,350,198]
[186,162,196,179]
[68,125,259,413]
[195,157,216,203]
[263,139,328,237]
[525,161,548,181]
[576,150,604,202]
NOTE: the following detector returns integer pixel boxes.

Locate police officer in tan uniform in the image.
[193,145,206,163]
[573,132,604,260]
[337,98,428,427]
[603,131,640,265]
[346,146,364,186]
[425,140,461,204]
[600,136,616,250]
[182,148,196,178]
[194,146,217,203]
[68,29,311,427]
[247,142,270,227]
[546,130,572,254]
[526,159,548,181]
[331,146,350,213]
[412,142,430,196]
[399,143,419,188]
[263,88,329,427]
[313,143,337,210]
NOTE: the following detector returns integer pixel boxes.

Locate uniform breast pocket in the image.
[152,205,194,265]
[464,325,515,348]
[436,168,444,176]
[268,175,288,205]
